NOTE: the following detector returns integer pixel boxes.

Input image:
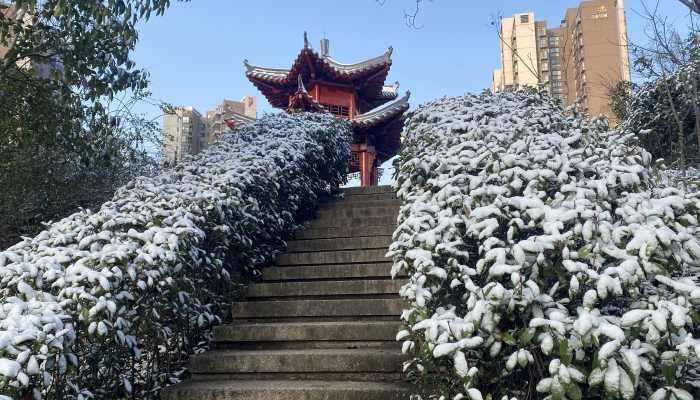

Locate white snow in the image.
[390,91,700,399]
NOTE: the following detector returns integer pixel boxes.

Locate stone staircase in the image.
[162,185,409,400]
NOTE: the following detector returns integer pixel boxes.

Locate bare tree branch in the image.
[375,0,432,29]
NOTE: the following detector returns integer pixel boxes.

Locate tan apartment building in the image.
[205,96,257,145]
[493,0,631,120]
[162,97,257,163]
[162,107,207,163]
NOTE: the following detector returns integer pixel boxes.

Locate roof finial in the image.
[304,31,309,48]
[243,59,254,72]
[387,46,394,57]
[395,81,400,90]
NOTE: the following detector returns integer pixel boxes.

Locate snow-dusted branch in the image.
[0,113,352,399]
[391,91,700,399]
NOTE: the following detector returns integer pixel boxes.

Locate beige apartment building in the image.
[493,0,631,120]
[162,97,257,163]
[205,96,257,145]
[162,107,207,163]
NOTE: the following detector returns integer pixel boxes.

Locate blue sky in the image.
[133,0,693,116]
[131,0,694,184]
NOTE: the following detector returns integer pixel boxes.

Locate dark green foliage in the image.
[0,0,186,248]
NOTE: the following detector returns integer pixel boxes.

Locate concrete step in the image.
[213,321,401,343]
[161,380,410,400]
[320,199,400,211]
[294,225,395,240]
[189,349,404,375]
[276,249,389,266]
[316,205,398,221]
[246,279,403,299]
[232,298,404,320]
[262,262,394,281]
[286,236,392,253]
[340,186,395,196]
[309,215,396,228]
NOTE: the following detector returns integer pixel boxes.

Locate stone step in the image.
[294,225,395,240]
[316,206,398,221]
[341,186,395,196]
[262,262,394,281]
[276,249,389,266]
[276,248,391,266]
[232,298,404,320]
[286,235,392,253]
[161,380,410,400]
[320,199,400,211]
[246,279,403,299]
[213,321,401,343]
[309,215,396,228]
[188,349,404,375]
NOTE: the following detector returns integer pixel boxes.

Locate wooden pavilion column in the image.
[358,144,377,187]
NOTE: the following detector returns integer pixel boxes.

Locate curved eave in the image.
[244,46,393,107]
[352,91,410,130]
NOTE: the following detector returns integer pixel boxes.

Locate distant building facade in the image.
[162,97,256,163]
[493,0,631,120]
[0,3,61,78]
[205,97,256,145]
[162,107,206,163]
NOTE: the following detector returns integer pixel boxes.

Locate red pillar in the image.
[359,145,377,187]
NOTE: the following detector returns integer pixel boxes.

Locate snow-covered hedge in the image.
[0,113,351,399]
[390,91,700,400]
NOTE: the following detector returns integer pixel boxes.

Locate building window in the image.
[540,49,549,59]
[537,27,547,36]
[520,15,529,23]
[539,38,548,48]
[321,103,350,118]
[541,61,549,71]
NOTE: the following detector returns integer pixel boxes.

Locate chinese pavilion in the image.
[244,33,410,187]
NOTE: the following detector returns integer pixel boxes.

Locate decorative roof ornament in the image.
[243,59,253,72]
[297,74,307,94]
[303,31,309,49]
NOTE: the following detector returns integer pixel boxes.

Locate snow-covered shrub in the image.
[390,91,700,400]
[0,112,351,399]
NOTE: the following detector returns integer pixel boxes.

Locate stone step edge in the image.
[161,379,411,399]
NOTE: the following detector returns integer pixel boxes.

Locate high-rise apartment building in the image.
[162,107,207,163]
[205,97,257,145]
[492,0,631,120]
[161,97,257,163]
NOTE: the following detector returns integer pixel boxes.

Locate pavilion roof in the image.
[245,34,394,108]
[352,91,410,130]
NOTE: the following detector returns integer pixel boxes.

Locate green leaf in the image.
[558,339,572,365]
[661,362,676,386]
[519,328,535,346]
[502,331,516,346]
[566,383,582,400]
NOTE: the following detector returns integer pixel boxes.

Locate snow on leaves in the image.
[0,113,351,399]
[390,91,700,399]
